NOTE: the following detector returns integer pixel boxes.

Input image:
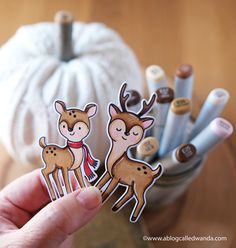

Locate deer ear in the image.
[142,117,154,129]
[55,100,66,114]
[109,104,121,117]
[85,104,97,118]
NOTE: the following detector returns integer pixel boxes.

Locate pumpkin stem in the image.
[54,10,74,61]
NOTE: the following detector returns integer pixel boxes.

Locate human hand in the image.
[0,169,101,248]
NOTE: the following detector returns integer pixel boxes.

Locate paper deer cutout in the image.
[95,83,163,223]
[39,100,100,200]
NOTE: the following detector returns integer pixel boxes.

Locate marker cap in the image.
[137,137,159,157]
[176,64,193,79]
[145,65,166,83]
[210,117,233,138]
[207,88,229,106]
[156,87,174,104]
[175,144,196,163]
[171,98,192,115]
[127,90,141,107]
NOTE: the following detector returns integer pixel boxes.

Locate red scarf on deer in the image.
[67,141,95,179]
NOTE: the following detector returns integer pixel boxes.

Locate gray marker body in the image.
[174,74,194,99]
[160,150,201,175]
[159,107,191,157]
[190,117,233,155]
[153,103,170,142]
[153,87,174,143]
[190,88,229,139]
[159,143,197,174]
[146,65,167,95]
[129,103,141,114]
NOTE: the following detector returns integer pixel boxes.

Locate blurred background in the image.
[0,1,235,247]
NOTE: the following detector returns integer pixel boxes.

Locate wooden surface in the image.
[0,1,235,248]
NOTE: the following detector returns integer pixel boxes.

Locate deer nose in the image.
[124,131,130,136]
[68,127,73,132]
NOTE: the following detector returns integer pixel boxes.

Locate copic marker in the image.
[153,87,174,143]
[190,117,233,155]
[190,88,229,139]
[159,98,192,156]
[146,65,167,95]
[159,144,199,174]
[136,137,159,162]
[174,64,194,99]
[127,90,142,113]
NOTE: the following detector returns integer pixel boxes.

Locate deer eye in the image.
[133,132,139,136]
[116,128,122,131]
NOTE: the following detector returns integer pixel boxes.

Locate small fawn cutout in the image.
[39,100,100,201]
[95,82,163,223]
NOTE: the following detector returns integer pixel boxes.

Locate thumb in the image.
[18,186,101,248]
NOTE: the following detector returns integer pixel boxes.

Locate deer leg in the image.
[130,185,147,222]
[74,167,86,188]
[52,169,63,197]
[41,167,57,201]
[95,172,111,190]
[61,168,72,194]
[102,178,119,203]
[112,185,134,212]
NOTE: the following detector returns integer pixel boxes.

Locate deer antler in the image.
[119,82,130,112]
[137,93,156,117]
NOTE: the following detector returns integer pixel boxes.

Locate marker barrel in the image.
[127,90,141,113]
[160,144,198,174]
[190,117,233,155]
[190,88,229,139]
[174,64,194,99]
[153,87,174,142]
[145,65,167,95]
[159,98,192,156]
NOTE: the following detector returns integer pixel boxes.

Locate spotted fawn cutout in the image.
[95,83,163,223]
[39,100,99,201]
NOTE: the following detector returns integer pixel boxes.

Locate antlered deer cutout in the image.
[39,100,99,201]
[95,83,163,222]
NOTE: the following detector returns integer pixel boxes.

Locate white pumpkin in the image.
[0,12,143,166]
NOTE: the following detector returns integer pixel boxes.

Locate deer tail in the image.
[39,137,47,148]
[152,163,164,179]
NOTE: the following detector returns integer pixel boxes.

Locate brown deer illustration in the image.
[39,100,99,201]
[95,83,163,222]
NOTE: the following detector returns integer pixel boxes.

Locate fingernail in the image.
[77,187,101,210]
